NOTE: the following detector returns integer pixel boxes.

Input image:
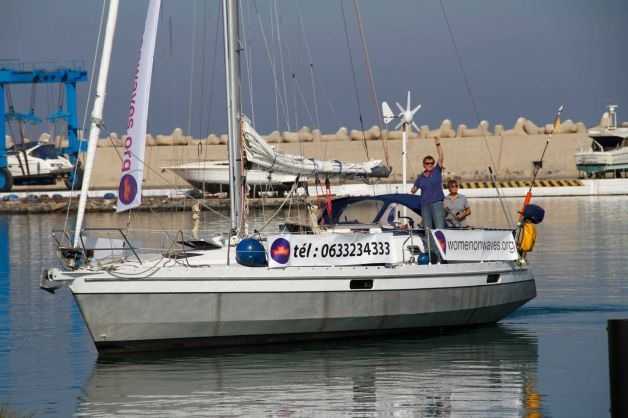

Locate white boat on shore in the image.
[41,0,539,354]
[6,143,74,189]
[165,160,299,194]
[576,105,628,177]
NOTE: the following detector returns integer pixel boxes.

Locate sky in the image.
[1,0,628,139]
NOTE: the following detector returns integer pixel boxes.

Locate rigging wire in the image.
[181,0,199,217]
[204,1,222,137]
[64,0,108,236]
[269,3,280,132]
[196,2,213,197]
[102,125,230,221]
[5,87,26,146]
[253,0,289,132]
[272,0,291,131]
[52,86,65,148]
[296,0,321,130]
[4,87,19,146]
[291,73,315,127]
[351,0,389,167]
[296,0,344,160]
[438,0,514,228]
[293,73,299,132]
[197,0,209,137]
[340,0,370,161]
[79,0,107,146]
[240,1,256,127]
[186,0,199,140]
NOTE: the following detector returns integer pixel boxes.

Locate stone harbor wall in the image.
[87,131,591,189]
[6,116,593,188]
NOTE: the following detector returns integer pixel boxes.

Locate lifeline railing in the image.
[51,227,229,268]
[52,227,142,265]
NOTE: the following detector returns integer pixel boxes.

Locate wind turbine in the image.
[382,91,421,195]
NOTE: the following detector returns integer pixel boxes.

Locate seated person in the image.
[443,179,471,228]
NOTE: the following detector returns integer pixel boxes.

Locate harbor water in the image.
[1,196,627,417]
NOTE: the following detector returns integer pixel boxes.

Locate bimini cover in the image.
[241,118,391,179]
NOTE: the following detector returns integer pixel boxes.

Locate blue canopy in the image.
[322,193,422,225]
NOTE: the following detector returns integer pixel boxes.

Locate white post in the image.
[402,122,408,218]
[73,0,119,248]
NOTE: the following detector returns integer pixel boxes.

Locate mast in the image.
[73,0,119,248]
[223,0,243,236]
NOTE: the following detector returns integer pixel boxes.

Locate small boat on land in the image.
[7,143,74,188]
[576,105,628,177]
[165,160,299,195]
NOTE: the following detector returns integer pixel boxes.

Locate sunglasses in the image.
[449,184,459,188]
[423,161,435,166]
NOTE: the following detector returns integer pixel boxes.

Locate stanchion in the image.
[608,319,628,418]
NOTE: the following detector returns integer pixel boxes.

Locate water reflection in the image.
[77,326,541,417]
[4,196,628,416]
[0,214,95,417]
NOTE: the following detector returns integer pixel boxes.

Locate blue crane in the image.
[0,66,88,192]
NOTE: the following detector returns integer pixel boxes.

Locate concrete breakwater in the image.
[90,131,591,189]
[6,116,592,189]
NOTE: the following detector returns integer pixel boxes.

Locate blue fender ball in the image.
[236,238,268,267]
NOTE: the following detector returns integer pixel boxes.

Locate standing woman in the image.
[410,137,445,229]
[444,179,471,227]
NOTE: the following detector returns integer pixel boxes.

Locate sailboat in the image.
[41,0,539,353]
[163,160,300,195]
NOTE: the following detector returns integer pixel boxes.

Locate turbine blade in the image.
[395,102,405,114]
[412,122,420,132]
[395,120,403,130]
[406,91,411,111]
[411,104,422,116]
[382,101,395,124]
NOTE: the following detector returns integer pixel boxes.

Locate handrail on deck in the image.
[51,227,143,265]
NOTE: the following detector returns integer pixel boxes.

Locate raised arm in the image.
[435,137,444,167]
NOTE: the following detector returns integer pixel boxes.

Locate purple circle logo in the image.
[118,174,138,205]
[270,238,291,264]
[434,230,447,254]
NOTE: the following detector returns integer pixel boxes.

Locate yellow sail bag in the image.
[518,222,537,253]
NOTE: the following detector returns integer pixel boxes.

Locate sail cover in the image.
[242,118,391,179]
[117,0,160,212]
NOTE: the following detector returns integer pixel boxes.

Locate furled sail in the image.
[242,118,391,179]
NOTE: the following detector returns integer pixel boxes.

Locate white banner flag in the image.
[117,0,161,212]
[267,233,401,268]
[430,229,518,261]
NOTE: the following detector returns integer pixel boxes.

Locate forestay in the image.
[267,233,401,268]
[430,229,518,261]
[242,118,391,179]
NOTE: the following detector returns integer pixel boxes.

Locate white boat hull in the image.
[576,126,628,175]
[50,261,535,352]
[575,147,628,174]
[165,161,299,192]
